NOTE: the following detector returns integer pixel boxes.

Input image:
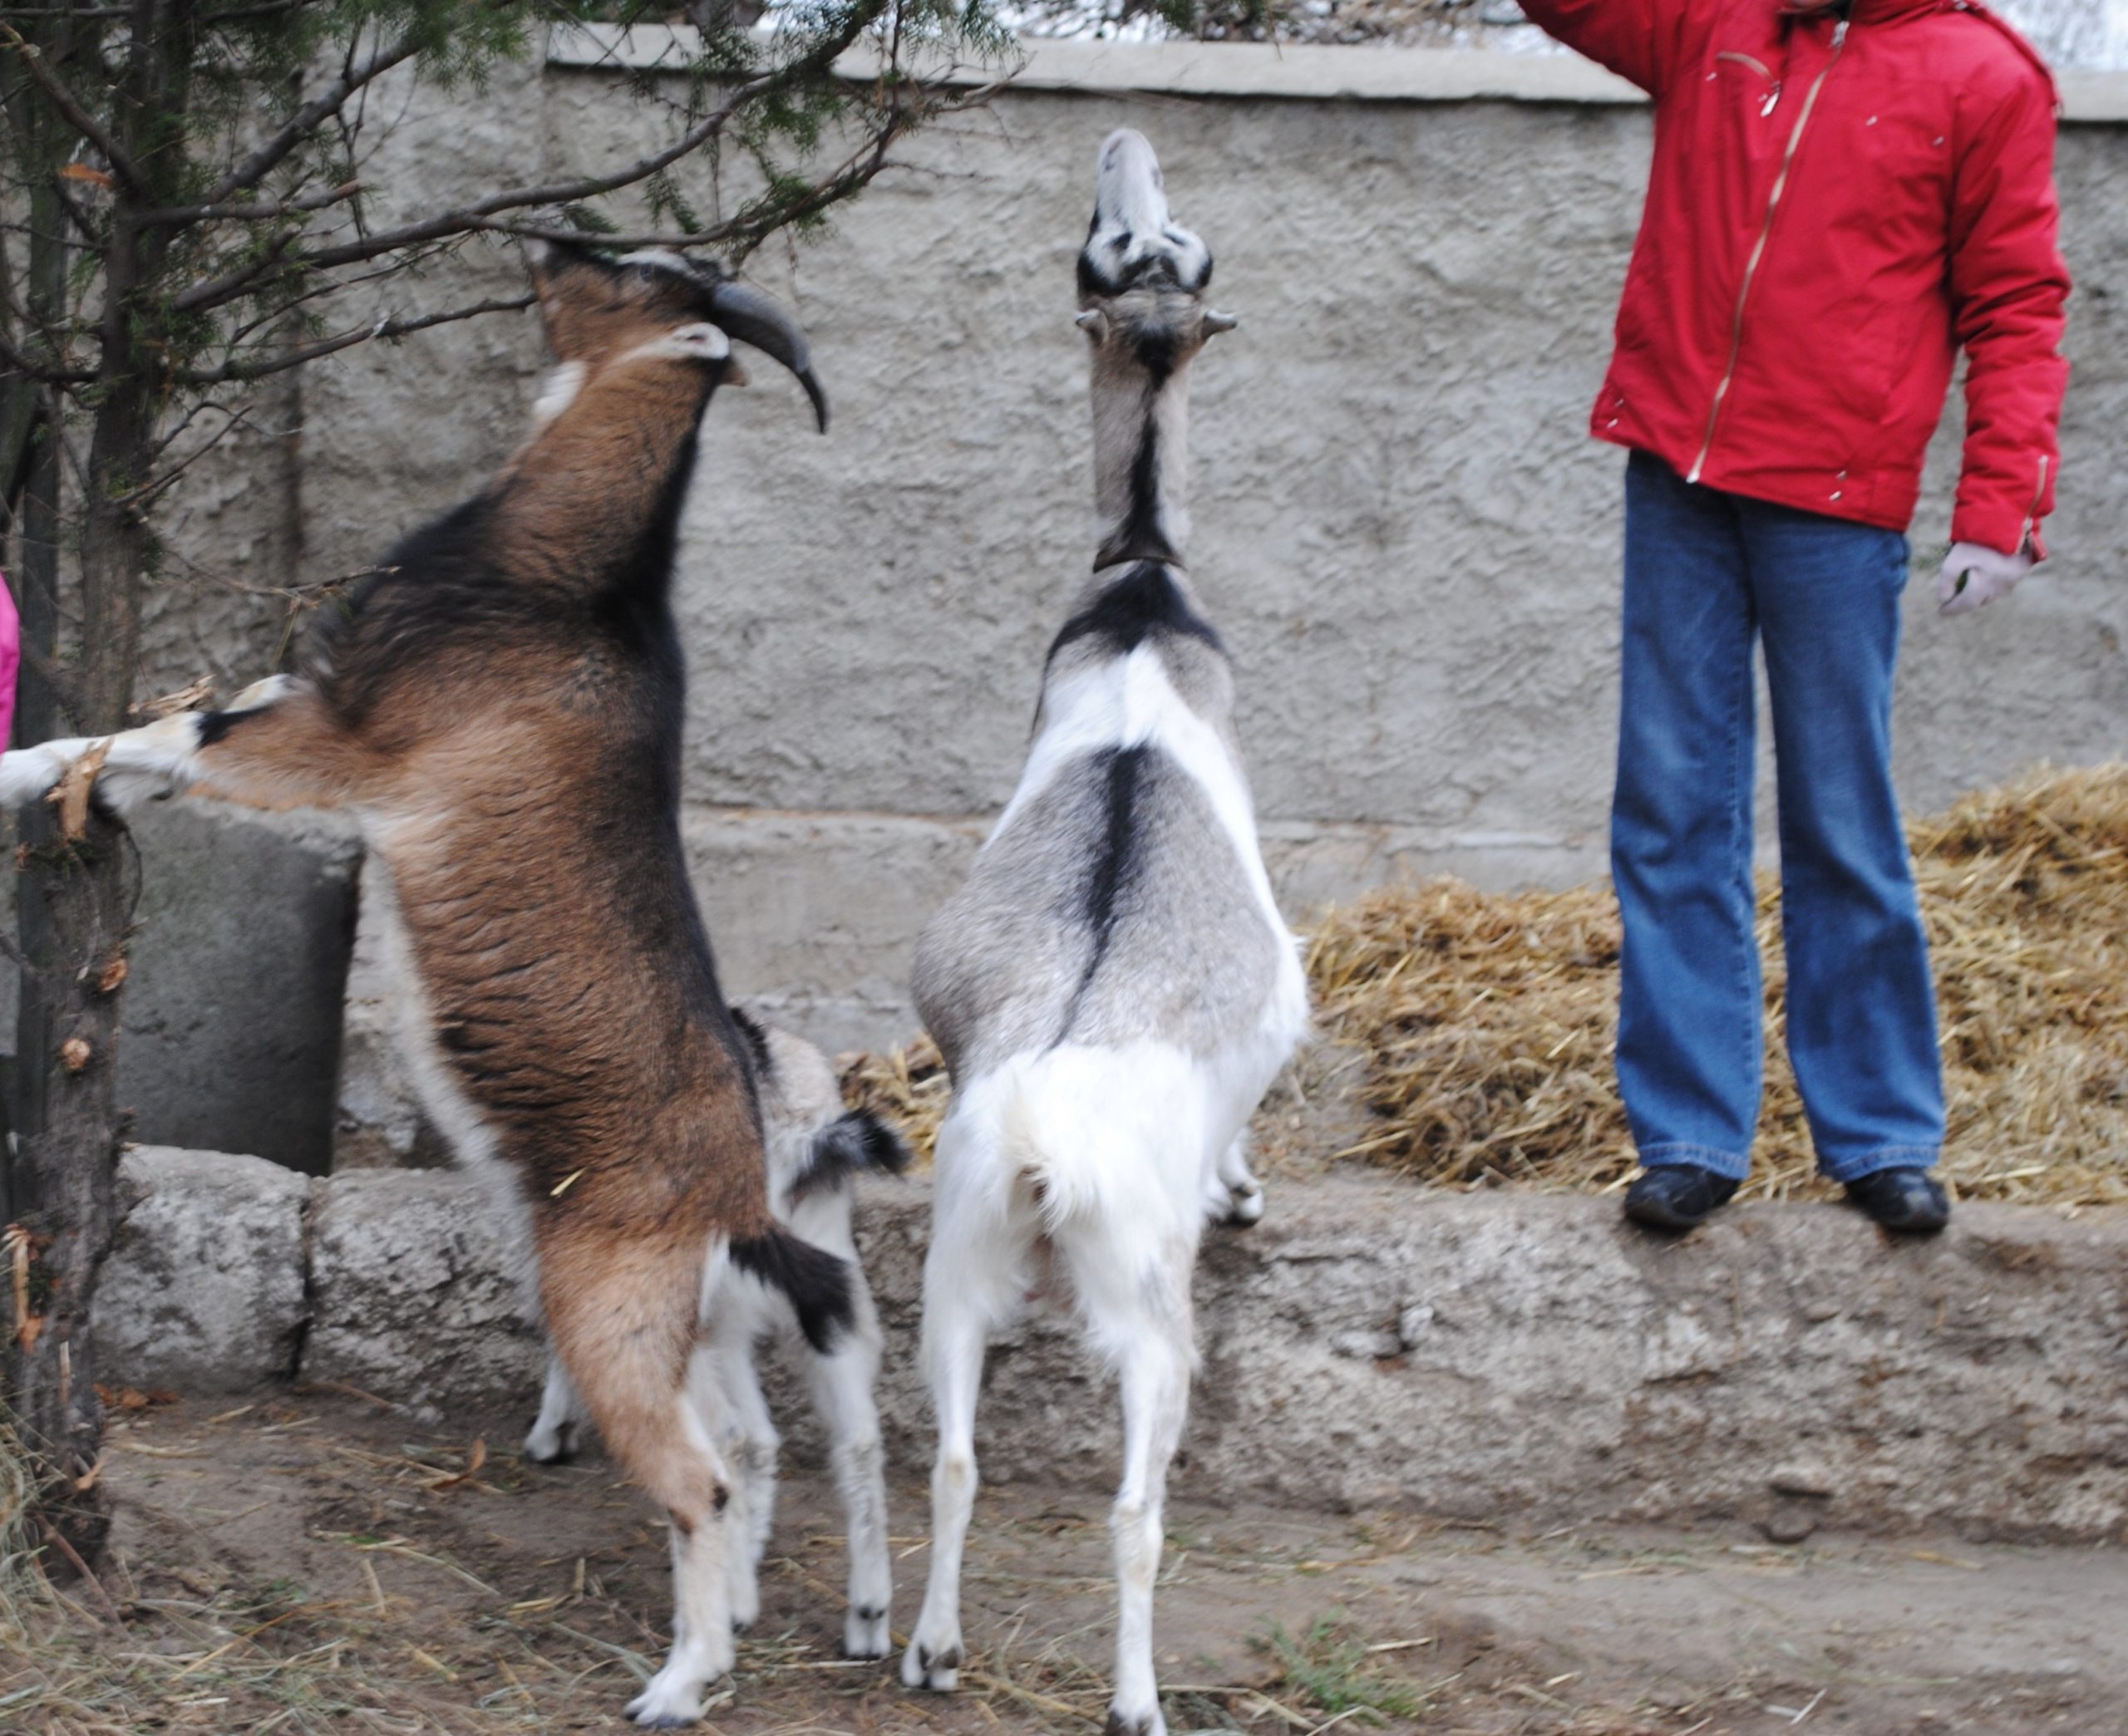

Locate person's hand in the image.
[1936,542,2034,617]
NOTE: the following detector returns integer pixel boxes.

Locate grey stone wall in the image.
[139,47,2128,1051]
[99,1148,2128,1543]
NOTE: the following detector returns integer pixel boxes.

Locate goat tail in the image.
[998,1084,1104,1235]
[783,1108,913,1207]
[730,1226,854,1354]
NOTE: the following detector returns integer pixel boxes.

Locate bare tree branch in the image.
[173,292,536,385]
[140,178,362,227]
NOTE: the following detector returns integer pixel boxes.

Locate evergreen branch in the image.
[288,9,879,276]
[0,26,153,199]
[169,229,300,312]
[0,323,89,386]
[200,30,424,205]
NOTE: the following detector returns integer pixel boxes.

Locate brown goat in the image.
[0,243,842,1726]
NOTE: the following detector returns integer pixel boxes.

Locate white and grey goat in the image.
[899,130,1308,1736]
[524,1007,908,1660]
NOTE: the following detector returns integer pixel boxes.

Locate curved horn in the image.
[706,277,830,434]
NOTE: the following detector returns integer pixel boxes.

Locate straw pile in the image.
[844,765,2128,1206]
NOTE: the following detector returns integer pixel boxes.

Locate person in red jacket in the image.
[1517,0,2071,1232]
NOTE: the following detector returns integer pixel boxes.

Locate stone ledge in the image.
[100,1150,2128,1541]
[546,25,2128,123]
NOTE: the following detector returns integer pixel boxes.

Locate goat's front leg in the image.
[803,1272,892,1659]
[690,1330,776,1635]
[0,676,375,815]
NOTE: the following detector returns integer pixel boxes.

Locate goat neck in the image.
[490,335,727,595]
[1076,129,1235,575]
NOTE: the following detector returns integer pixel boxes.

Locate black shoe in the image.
[1623,1164,1740,1231]
[1845,1167,1950,1233]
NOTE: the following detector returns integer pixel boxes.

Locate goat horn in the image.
[1203,309,1239,335]
[706,278,830,434]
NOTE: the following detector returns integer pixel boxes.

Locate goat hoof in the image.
[900,1638,961,1692]
[625,1683,704,1727]
[845,1604,891,1659]
[1104,1707,1167,1736]
[522,1419,577,1465]
[1222,1184,1264,1228]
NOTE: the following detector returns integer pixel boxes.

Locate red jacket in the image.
[1520,0,2071,553]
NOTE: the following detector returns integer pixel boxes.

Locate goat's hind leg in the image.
[1068,1227,1195,1736]
[902,1181,1016,1693]
[543,1232,736,1727]
[805,1269,891,1658]
[1212,1132,1264,1228]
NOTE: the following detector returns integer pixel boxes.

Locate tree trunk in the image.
[6,1,199,1571]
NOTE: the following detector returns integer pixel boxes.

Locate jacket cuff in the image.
[1951,503,2047,563]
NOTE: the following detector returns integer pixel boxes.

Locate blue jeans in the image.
[1613,451,1943,1183]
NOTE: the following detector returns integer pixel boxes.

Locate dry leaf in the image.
[61,1036,93,1073]
[51,739,111,842]
[60,163,115,188]
[97,954,130,995]
[96,1384,178,1412]
[424,1437,492,1494]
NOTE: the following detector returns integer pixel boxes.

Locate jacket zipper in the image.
[2018,455,2050,550]
[1688,17,1850,485]
[1715,51,1784,115]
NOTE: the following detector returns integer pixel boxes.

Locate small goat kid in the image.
[0,245,841,1728]
[525,1008,909,1660]
[899,130,1308,1736]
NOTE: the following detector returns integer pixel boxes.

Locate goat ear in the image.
[1076,309,1110,343]
[1202,308,1238,337]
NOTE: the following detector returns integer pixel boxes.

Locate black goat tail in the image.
[730,1227,855,1354]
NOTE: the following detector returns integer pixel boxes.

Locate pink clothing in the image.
[0,572,19,748]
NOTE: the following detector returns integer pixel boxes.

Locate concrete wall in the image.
[145,42,2128,1051]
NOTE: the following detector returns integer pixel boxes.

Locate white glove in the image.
[1936,541,2034,617]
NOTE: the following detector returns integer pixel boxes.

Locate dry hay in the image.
[844,765,2128,1207]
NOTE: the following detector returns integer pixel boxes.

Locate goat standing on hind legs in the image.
[0,243,845,1729]
[900,130,1309,1736]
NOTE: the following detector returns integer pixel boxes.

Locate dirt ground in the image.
[4,1395,2122,1735]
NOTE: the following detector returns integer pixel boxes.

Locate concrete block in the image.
[116,802,361,1175]
[100,1145,311,1394]
[303,1168,542,1409]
